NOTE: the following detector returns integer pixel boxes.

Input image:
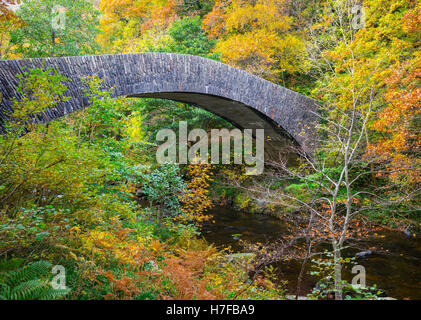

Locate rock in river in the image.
[355,250,373,259]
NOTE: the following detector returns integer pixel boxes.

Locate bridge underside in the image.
[132,92,298,160]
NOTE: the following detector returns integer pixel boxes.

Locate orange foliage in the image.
[0,0,20,22]
[367,4,421,186]
[75,215,229,300]
[202,0,230,39]
[287,201,375,245]
[92,241,226,300]
[101,271,142,300]
[160,248,221,300]
[141,0,178,32]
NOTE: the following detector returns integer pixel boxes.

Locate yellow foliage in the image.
[224,0,291,34]
[77,217,153,266]
[98,0,178,53]
[203,0,309,81]
[125,112,145,143]
[178,163,214,225]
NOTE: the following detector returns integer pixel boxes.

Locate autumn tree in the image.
[287,0,420,299]
[235,0,421,300]
[179,163,214,224]
[202,0,309,82]
[362,1,421,195]
[310,0,421,220]
[98,0,179,53]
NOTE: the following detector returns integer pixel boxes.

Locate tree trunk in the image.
[296,255,308,299]
[333,246,343,300]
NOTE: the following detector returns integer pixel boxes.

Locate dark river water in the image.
[200,207,421,300]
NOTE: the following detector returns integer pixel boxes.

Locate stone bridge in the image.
[0,53,318,158]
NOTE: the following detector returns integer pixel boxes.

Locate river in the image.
[200,207,421,300]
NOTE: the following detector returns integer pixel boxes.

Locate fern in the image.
[0,261,70,300]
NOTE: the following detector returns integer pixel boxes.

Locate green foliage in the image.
[138,98,229,145]
[308,251,383,300]
[4,67,69,135]
[0,68,104,215]
[233,193,251,210]
[166,16,219,59]
[0,206,67,253]
[10,0,100,58]
[141,164,186,216]
[285,167,345,197]
[0,260,70,300]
